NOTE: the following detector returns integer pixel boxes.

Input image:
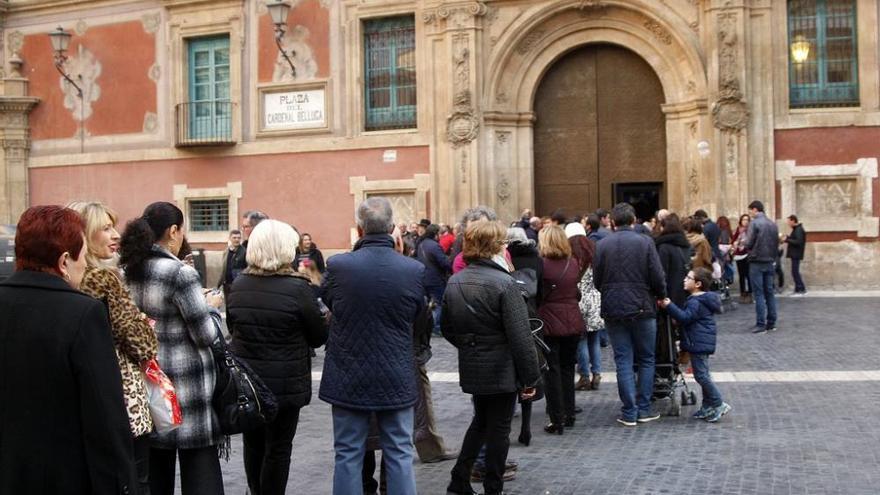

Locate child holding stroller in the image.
[660,267,731,423]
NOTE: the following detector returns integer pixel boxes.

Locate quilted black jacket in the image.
[594,227,667,321]
[441,259,541,395]
[227,273,328,409]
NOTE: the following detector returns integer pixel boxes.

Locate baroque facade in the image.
[0,0,878,289]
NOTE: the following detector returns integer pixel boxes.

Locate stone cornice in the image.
[7,0,138,14]
[422,1,488,25]
[0,95,39,113]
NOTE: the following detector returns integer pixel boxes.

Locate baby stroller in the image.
[653,312,697,416]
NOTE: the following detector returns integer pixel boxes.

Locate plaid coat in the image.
[126,246,222,449]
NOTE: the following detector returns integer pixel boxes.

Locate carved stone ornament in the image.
[687,166,699,196]
[423,2,488,25]
[7,31,24,55]
[574,0,609,15]
[447,91,480,147]
[643,20,672,45]
[497,176,511,203]
[142,13,161,34]
[712,97,749,132]
[75,20,89,36]
[149,63,161,82]
[517,30,545,55]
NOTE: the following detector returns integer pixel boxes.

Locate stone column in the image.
[0,69,39,225]
[422,1,487,223]
[706,1,752,219]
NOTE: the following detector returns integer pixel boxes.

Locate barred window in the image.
[788,0,859,108]
[189,199,229,232]
[364,16,416,131]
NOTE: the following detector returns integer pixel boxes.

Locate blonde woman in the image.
[68,201,159,494]
[537,225,585,434]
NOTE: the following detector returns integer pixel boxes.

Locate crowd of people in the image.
[0,196,808,495]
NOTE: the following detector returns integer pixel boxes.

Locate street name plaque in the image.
[263,88,326,130]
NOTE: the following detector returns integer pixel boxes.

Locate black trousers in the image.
[544,335,579,424]
[448,393,517,495]
[736,258,751,294]
[134,435,151,495]
[150,446,224,495]
[242,406,301,495]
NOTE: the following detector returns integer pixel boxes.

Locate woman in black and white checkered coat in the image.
[120,201,225,495]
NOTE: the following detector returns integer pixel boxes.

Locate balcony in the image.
[175,101,236,147]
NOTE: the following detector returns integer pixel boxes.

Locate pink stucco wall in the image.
[30,146,430,250]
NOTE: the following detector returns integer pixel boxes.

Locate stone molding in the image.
[775,159,879,237]
[349,173,431,244]
[172,181,242,244]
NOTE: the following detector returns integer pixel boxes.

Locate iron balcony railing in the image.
[175,101,236,147]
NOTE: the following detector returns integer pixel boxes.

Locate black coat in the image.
[786,224,806,260]
[0,271,135,495]
[295,245,326,273]
[441,260,541,395]
[655,232,691,307]
[227,272,328,409]
[594,227,668,321]
[702,219,722,260]
[508,240,544,310]
[416,237,452,290]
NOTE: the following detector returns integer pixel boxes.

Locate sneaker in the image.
[616,418,637,426]
[692,406,712,420]
[766,325,778,332]
[706,402,732,423]
[751,326,767,334]
[637,412,661,423]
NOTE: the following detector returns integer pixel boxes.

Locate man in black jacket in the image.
[594,203,667,426]
[744,200,780,333]
[784,215,807,295]
[231,210,268,278]
[695,209,722,261]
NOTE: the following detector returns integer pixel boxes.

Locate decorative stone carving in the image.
[142,13,161,34]
[496,131,509,145]
[497,175,511,203]
[496,92,508,104]
[149,63,161,82]
[60,45,102,123]
[7,31,23,55]
[143,112,159,133]
[423,2,488,25]
[460,148,468,183]
[517,30,545,55]
[574,0,608,14]
[446,90,480,147]
[687,166,699,196]
[725,135,737,176]
[453,35,469,92]
[643,20,672,45]
[373,192,417,225]
[796,179,858,218]
[75,20,89,36]
[712,12,749,133]
[272,25,318,82]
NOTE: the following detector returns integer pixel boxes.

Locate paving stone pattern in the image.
[212,298,880,494]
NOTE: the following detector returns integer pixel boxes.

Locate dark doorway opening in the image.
[613,182,662,223]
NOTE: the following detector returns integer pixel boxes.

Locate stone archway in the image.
[481,0,711,221]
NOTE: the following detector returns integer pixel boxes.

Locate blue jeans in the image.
[607,318,657,421]
[691,353,723,409]
[749,262,777,327]
[577,331,602,377]
[426,285,445,335]
[331,406,416,495]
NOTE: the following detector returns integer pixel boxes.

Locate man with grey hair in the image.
[232,210,269,279]
[320,197,425,495]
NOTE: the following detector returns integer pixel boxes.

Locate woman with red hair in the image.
[0,205,135,494]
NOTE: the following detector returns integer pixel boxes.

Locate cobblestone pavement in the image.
[210,297,880,495]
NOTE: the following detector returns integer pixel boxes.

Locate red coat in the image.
[538,257,586,337]
[439,232,456,254]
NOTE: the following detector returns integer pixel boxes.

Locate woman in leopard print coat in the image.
[69,201,158,494]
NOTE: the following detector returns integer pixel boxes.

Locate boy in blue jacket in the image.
[660,267,731,422]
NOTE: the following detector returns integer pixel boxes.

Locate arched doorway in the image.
[533,44,666,221]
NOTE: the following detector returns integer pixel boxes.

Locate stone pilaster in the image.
[0,75,39,224]
[422,1,487,222]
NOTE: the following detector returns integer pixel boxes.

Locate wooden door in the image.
[533,44,666,217]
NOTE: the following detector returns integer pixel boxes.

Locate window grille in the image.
[189,199,229,232]
[364,16,417,131]
[788,0,859,108]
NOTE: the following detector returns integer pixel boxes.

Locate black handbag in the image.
[210,333,278,435]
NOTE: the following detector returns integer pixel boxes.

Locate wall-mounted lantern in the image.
[267,0,297,78]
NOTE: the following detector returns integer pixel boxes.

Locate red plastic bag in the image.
[143,359,183,434]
